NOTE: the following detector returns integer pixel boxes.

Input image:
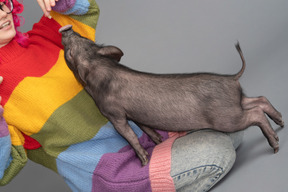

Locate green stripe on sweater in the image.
[0,146,27,186]
[70,0,100,29]
[31,90,108,159]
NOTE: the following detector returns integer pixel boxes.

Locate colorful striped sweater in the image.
[0,0,184,191]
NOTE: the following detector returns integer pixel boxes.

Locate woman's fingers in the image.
[36,0,49,17]
[36,0,57,18]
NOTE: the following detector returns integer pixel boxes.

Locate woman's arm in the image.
[0,77,27,186]
[1,0,99,185]
[0,77,10,182]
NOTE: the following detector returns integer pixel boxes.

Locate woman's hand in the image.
[36,0,59,18]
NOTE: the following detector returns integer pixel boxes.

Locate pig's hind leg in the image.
[242,96,284,127]
[110,118,149,166]
[234,105,280,153]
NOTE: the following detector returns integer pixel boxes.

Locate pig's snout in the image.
[59,25,73,34]
[59,25,75,47]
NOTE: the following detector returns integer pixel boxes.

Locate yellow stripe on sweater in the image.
[51,11,96,41]
[5,51,83,146]
[5,14,96,146]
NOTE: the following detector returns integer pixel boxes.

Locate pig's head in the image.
[59,25,124,85]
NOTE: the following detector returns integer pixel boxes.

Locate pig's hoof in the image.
[272,140,279,153]
[275,113,284,127]
[269,134,279,154]
[137,150,149,166]
[150,133,163,144]
[276,118,284,128]
[274,146,279,153]
[140,155,149,166]
[280,120,284,128]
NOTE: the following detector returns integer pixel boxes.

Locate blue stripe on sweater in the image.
[63,0,90,15]
[56,121,143,192]
[0,135,12,179]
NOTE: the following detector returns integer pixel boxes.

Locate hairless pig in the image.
[59,25,284,166]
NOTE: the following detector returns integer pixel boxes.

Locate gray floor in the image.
[2,0,288,191]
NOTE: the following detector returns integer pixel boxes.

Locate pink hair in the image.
[0,0,29,47]
[12,0,29,47]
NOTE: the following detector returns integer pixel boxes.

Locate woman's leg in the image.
[170,130,243,192]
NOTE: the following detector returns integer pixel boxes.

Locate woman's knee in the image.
[171,130,237,192]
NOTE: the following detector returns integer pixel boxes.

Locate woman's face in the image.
[0,2,16,48]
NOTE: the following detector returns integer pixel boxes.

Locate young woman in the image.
[0,0,243,191]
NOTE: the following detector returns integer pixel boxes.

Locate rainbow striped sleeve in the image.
[0,0,100,186]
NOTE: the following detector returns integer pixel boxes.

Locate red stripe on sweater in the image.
[22,132,42,149]
[0,17,62,106]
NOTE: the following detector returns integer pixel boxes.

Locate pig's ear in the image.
[77,67,87,85]
[97,46,124,62]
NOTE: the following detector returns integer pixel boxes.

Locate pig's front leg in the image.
[110,119,149,166]
[136,123,163,144]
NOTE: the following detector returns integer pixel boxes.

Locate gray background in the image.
[2,0,288,191]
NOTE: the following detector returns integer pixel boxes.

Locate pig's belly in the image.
[125,98,214,131]
[125,93,243,132]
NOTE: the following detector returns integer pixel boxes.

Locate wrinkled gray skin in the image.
[59,25,284,166]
